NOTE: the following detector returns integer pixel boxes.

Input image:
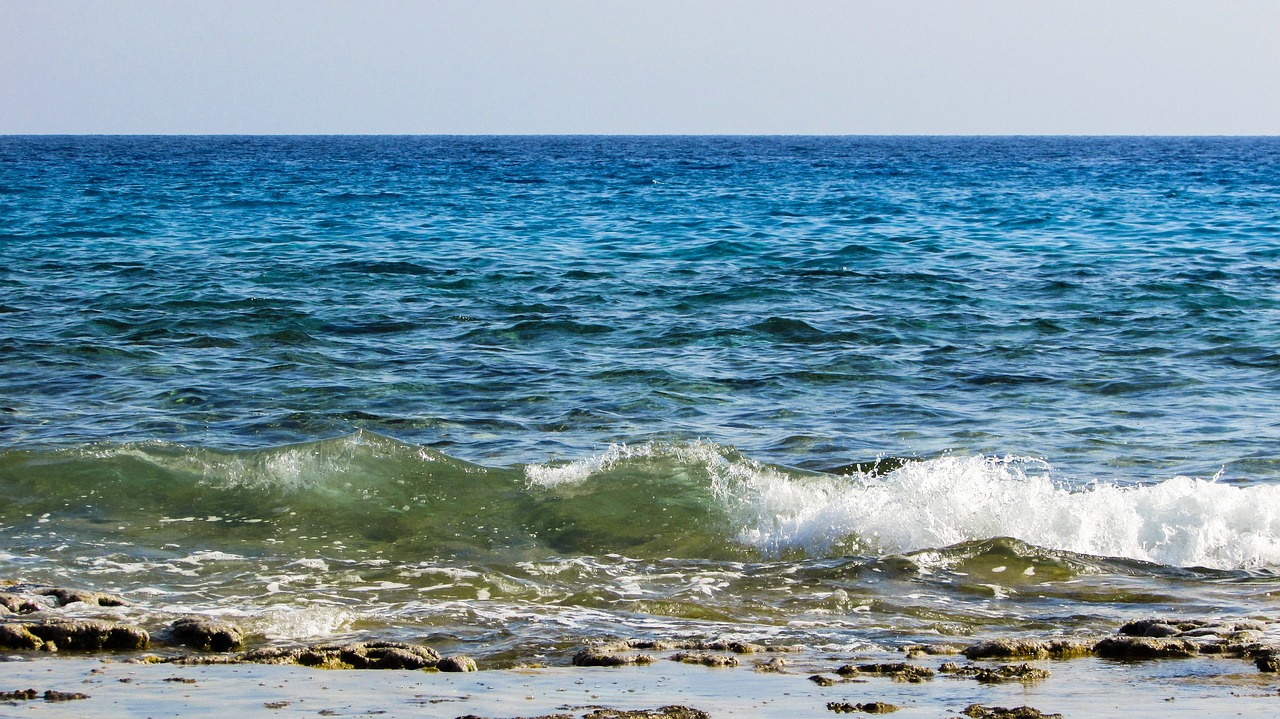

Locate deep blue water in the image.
[3,136,1279,482]
[4,137,1280,659]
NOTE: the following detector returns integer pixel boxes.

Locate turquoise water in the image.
[3,136,1280,662]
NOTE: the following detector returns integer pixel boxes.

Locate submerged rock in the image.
[1119,618,1265,639]
[0,619,149,652]
[166,617,245,652]
[0,584,128,612]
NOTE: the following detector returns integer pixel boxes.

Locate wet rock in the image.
[0,593,47,615]
[963,638,1092,660]
[438,655,478,672]
[0,689,90,702]
[844,662,935,682]
[0,619,148,651]
[937,662,1049,682]
[669,652,737,667]
[572,647,654,667]
[582,707,711,719]
[1256,655,1280,672]
[459,708,710,719]
[827,701,900,713]
[244,641,441,669]
[904,643,963,658]
[753,656,787,672]
[1119,618,1266,639]
[33,587,128,608]
[167,617,245,652]
[1092,636,1199,659]
[809,673,836,686]
[961,705,1062,719]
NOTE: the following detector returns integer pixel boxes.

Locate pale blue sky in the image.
[3,0,1277,134]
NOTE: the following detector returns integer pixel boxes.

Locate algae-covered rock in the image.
[753,656,787,672]
[243,640,441,669]
[938,662,1049,682]
[963,638,1092,660]
[167,617,245,652]
[1092,636,1198,659]
[572,647,654,667]
[838,662,934,682]
[0,619,148,651]
[438,654,478,672]
[961,704,1062,719]
[669,652,738,667]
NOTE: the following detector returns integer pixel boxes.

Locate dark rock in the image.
[841,662,935,682]
[0,689,89,702]
[827,701,900,713]
[243,641,440,669]
[1092,636,1199,659]
[809,674,836,686]
[961,705,1062,719]
[581,708,710,719]
[0,619,148,651]
[1256,655,1280,672]
[469,708,710,719]
[167,617,245,652]
[937,662,1049,682]
[670,652,737,667]
[438,655,478,672]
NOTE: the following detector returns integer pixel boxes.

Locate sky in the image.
[2,0,1278,135]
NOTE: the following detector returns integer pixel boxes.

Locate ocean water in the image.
[3,135,1280,663]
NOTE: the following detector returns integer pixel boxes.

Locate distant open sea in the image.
[3,136,1280,662]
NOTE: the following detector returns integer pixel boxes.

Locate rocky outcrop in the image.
[0,619,148,652]
[962,638,1092,660]
[827,701,900,713]
[166,617,245,652]
[572,647,655,667]
[238,641,442,669]
[961,705,1062,719]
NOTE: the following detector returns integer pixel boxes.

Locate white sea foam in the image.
[734,454,1280,570]
[528,444,1280,570]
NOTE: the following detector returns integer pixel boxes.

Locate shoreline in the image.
[3,652,1280,718]
[6,585,1280,716]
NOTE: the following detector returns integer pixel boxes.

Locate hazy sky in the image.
[3,0,1277,134]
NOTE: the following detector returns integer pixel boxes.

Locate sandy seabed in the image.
[2,653,1279,719]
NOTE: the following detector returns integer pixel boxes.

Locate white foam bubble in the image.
[732,454,1280,570]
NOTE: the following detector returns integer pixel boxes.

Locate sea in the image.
[2,135,1279,665]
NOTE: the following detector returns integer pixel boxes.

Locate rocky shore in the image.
[4,581,1280,718]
